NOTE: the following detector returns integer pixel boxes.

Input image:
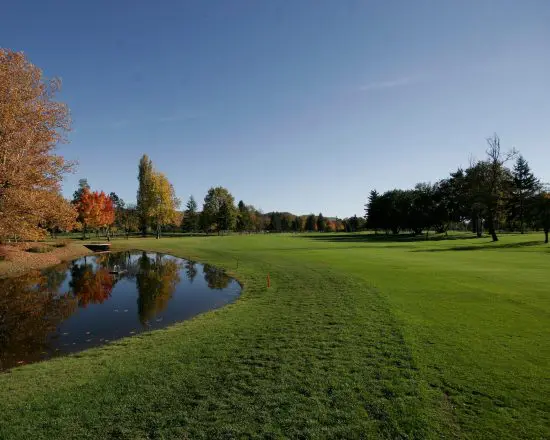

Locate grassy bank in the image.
[0,233,548,439]
[0,241,91,278]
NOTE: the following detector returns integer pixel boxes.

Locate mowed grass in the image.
[0,233,548,439]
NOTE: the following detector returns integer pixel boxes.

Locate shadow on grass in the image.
[299,233,478,244]
[413,240,545,252]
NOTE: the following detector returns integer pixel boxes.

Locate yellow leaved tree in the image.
[151,171,180,239]
[0,49,76,241]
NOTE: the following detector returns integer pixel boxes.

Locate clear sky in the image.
[2,1,550,217]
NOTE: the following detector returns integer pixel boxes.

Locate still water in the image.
[0,251,241,370]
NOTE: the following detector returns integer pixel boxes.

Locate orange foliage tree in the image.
[74,188,115,239]
[0,49,75,241]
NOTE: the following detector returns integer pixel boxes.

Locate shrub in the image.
[27,246,53,254]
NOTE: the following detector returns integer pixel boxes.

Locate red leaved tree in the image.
[74,188,115,239]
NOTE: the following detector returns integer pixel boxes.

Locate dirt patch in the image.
[0,242,92,278]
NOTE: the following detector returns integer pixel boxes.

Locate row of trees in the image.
[181,192,365,234]
[365,134,550,242]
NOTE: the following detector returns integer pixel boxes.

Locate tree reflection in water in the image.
[202,264,231,290]
[185,260,198,283]
[136,252,182,325]
[1,252,239,370]
[0,270,77,369]
[69,260,116,307]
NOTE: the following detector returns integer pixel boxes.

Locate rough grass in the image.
[0,233,548,439]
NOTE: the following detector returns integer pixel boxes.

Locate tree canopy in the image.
[202,187,237,233]
[0,49,76,241]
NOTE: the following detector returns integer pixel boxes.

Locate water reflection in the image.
[136,252,182,325]
[0,251,240,370]
[203,264,232,290]
[70,263,116,307]
[185,260,198,283]
[0,272,77,369]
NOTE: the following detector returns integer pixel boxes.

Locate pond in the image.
[0,251,241,370]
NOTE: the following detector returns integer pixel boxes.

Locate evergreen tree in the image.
[365,189,379,231]
[269,212,282,232]
[349,215,360,232]
[72,179,91,234]
[316,213,326,232]
[305,214,316,231]
[236,200,252,232]
[512,155,540,233]
[72,178,90,203]
[281,215,291,232]
[108,192,125,235]
[182,195,198,232]
[292,216,302,232]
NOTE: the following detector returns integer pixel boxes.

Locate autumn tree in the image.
[151,171,180,239]
[71,179,91,235]
[73,187,93,238]
[0,49,75,241]
[42,192,78,238]
[137,154,154,235]
[74,188,115,239]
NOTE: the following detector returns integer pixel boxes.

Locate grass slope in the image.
[0,233,548,439]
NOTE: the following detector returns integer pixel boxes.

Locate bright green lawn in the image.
[0,233,548,439]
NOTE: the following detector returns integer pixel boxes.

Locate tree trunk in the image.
[545,229,549,244]
[487,215,498,242]
[476,217,483,238]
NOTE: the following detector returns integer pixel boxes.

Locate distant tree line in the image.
[68,134,549,244]
[365,134,550,242]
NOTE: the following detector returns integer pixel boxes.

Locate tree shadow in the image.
[299,233,479,244]
[413,240,545,252]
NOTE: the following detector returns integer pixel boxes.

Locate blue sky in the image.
[3,1,550,217]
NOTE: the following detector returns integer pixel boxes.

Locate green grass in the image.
[0,233,548,439]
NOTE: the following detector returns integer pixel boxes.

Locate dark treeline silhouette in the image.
[365,134,550,242]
